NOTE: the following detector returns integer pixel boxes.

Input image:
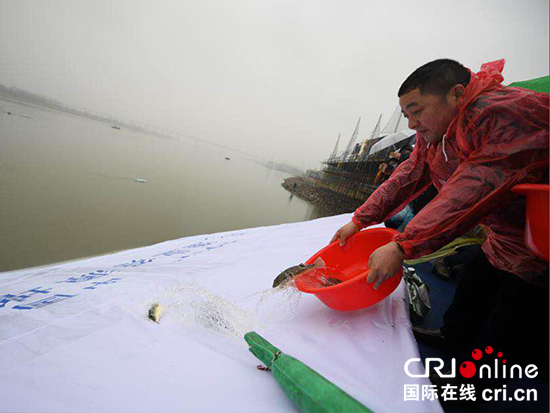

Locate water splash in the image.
[154,282,303,340]
[253,281,302,324]
[161,283,256,339]
[151,267,345,339]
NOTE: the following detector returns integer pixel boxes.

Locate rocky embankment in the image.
[282,177,364,215]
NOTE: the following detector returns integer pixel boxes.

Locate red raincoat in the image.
[353,60,549,285]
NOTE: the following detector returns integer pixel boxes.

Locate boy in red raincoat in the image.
[331,59,549,378]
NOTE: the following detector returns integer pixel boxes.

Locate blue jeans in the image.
[384,205,414,232]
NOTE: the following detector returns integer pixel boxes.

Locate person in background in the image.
[330,59,549,384]
[398,144,414,162]
[373,154,399,186]
[352,142,361,159]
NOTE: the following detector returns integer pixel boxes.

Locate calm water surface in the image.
[0,98,330,271]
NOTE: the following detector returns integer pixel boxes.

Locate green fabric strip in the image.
[245,331,374,413]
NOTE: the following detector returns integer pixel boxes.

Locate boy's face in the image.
[399,86,462,144]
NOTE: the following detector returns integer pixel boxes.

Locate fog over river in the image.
[0,99,330,271]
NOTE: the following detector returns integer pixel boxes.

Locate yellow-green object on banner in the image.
[244,331,374,413]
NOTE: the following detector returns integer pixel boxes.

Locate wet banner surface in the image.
[0,214,441,413]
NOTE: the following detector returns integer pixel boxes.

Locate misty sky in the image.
[1,0,548,169]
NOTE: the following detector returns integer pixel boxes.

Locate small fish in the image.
[322,277,343,287]
[148,303,163,323]
[272,257,325,288]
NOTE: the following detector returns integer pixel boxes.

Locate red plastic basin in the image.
[295,228,402,311]
[512,184,549,261]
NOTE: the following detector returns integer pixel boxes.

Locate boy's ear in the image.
[450,84,466,103]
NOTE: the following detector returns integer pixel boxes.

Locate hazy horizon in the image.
[1,0,548,170]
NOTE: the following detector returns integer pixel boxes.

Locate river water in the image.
[0,98,331,272]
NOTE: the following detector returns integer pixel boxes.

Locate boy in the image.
[331,59,549,375]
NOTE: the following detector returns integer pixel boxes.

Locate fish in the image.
[148,303,163,323]
[272,257,325,288]
[321,277,343,287]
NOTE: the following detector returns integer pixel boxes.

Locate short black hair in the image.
[398,59,470,97]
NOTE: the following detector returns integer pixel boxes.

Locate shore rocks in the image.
[282,177,364,216]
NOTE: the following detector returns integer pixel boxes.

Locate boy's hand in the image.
[330,221,359,246]
[367,242,405,289]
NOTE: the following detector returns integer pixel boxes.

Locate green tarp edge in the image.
[245,331,374,413]
[508,76,549,93]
